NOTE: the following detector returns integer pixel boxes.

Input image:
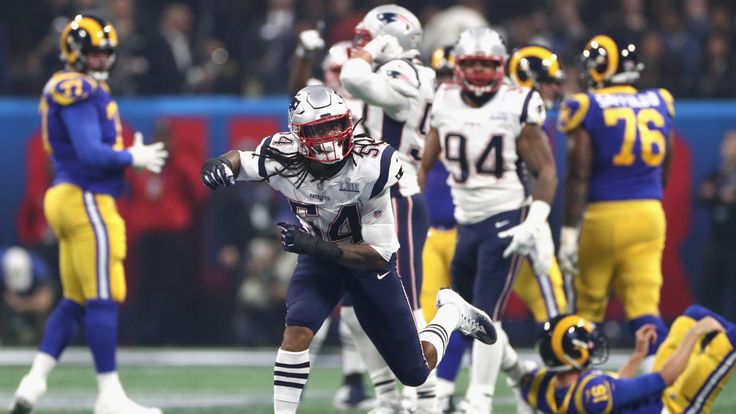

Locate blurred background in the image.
[0,0,735,349]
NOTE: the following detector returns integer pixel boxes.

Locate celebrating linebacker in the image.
[10,15,167,414]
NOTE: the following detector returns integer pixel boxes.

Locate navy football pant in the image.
[451,208,525,320]
[391,190,430,311]
[285,255,430,386]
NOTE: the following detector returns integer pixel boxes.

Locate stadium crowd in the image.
[1,0,735,98]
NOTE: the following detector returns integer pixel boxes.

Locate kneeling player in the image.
[519,305,736,413]
[201,85,497,414]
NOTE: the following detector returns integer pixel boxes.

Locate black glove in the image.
[277,222,343,261]
[201,157,235,190]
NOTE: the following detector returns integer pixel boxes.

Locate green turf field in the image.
[1,349,735,413]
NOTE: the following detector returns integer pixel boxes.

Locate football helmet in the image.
[430,45,455,79]
[353,4,422,54]
[289,85,354,164]
[509,45,565,108]
[538,314,609,371]
[453,27,507,96]
[581,34,643,89]
[59,14,118,81]
[321,41,351,91]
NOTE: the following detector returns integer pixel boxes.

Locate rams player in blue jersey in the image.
[10,15,168,414]
[558,35,675,371]
[519,305,736,413]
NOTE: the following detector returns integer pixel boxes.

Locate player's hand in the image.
[201,158,235,190]
[558,226,579,276]
[529,224,554,276]
[692,316,726,336]
[295,29,325,58]
[277,222,343,261]
[362,34,403,62]
[634,324,658,357]
[128,131,169,173]
[500,221,538,258]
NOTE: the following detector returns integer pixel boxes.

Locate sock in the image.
[28,352,57,381]
[38,298,85,359]
[84,300,119,373]
[419,302,461,364]
[629,314,668,357]
[308,319,329,362]
[341,306,399,406]
[274,348,310,414]
[465,322,505,411]
[403,308,430,407]
[97,371,125,398]
[437,331,471,382]
[339,316,366,375]
[500,327,525,383]
[437,377,455,399]
[415,369,438,412]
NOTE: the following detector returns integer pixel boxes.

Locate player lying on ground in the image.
[201,85,498,414]
[517,305,736,413]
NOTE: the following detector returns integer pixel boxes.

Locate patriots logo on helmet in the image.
[377,12,411,30]
[289,97,300,111]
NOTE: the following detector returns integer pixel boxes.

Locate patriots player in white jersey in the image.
[201,85,497,414]
[288,31,372,410]
[339,5,438,413]
[419,28,558,414]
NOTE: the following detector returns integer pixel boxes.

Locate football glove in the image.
[558,226,579,276]
[295,29,325,58]
[128,131,169,173]
[277,222,342,261]
[201,157,235,190]
[362,34,403,62]
[500,200,551,259]
[528,223,554,277]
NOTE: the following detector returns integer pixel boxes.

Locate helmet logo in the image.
[377,12,411,30]
[289,97,300,111]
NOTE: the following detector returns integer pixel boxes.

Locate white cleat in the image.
[94,394,163,414]
[436,289,497,345]
[9,374,47,414]
[368,399,410,414]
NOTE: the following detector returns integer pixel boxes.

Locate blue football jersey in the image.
[558,86,675,202]
[41,71,131,196]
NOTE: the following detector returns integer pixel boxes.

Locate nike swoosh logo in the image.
[377,271,390,280]
[495,220,510,228]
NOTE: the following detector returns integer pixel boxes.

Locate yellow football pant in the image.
[44,183,127,304]
[654,315,736,414]
[420,227,566,323]
[576,200,665,322]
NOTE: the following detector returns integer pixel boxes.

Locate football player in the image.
[340,5,438,412]
[200,85,497,414]
[420,27,558,413]
[520,306,736,413]
[10,15,168,414]
[558,35,675,371]
[288,31,372,410]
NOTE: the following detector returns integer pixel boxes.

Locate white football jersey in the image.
[236,133,402,260]
[341,58,436,197]
[430,83,546,224]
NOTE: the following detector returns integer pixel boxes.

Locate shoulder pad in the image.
[255,133,299,179]
[366,143,402,199]
[574,372,613,414]
[519,368,551,410]
[521,89,546,125]
[377,59,421,92]
[558,93,591,133]
[658,88,675,118]
[46,72,97,106]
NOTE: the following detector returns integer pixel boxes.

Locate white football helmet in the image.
[353,4,422,54]
[321,41,351,91]
[453,27,508,96]
[289,85,354,164]
[2,246,33,293]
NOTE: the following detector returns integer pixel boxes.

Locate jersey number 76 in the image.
[605,107,666,167]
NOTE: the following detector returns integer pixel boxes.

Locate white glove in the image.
[558,226,579,276]
[128,131,169,173]
[529,223,554,277]
[500,200,551,259]
[295,29,325,58]
[362,34,403,62]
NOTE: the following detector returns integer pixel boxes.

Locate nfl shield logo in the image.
[316,181,324,191]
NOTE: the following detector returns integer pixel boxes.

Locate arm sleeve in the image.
[340,58,418,120]
[609,373,667,409]
[60,101,133,170]
[237,135,275,181]
[361,188,400,261]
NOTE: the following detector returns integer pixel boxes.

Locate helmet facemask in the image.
[292,113,354,164]
[455,55,505,97]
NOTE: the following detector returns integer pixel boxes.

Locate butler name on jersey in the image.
[431,81,546,224]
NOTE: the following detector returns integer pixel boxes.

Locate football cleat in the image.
[436,289,497,345]
[9,374,47,414]
[94,394,162,414]
[368,398,410,414]
[332,382,374,410]
[439,394,461,414]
